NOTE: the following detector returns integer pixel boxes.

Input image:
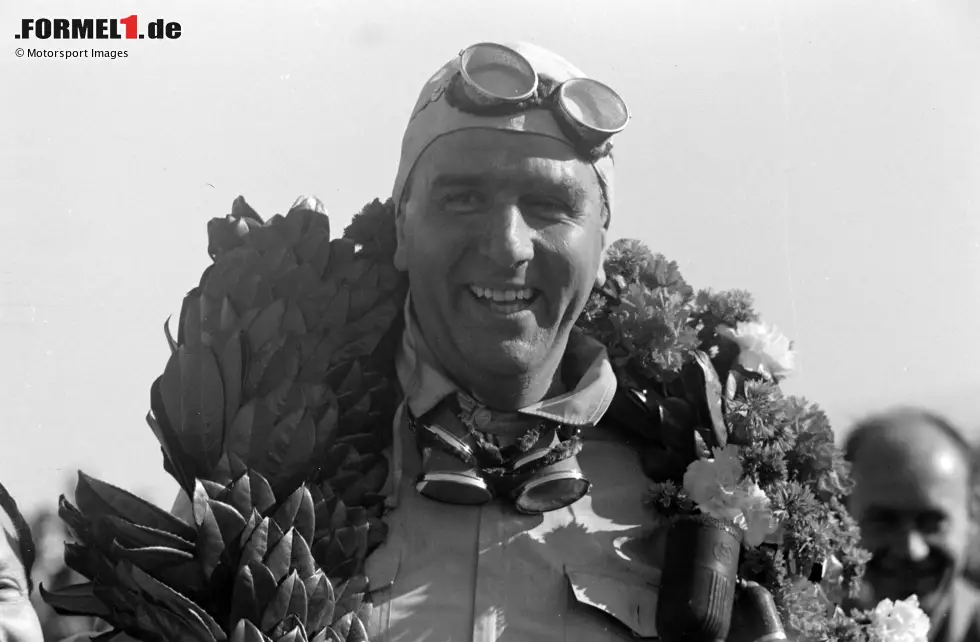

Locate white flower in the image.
[871,595,930,642]
[682,445,780,547]
[684,445,742,502]
[717,321,796,380]
[732,484,780,547]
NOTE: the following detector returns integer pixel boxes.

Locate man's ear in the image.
[393,206,409,272]
[594,227,607,288]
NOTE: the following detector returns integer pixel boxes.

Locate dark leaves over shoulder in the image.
[343,199,398,260]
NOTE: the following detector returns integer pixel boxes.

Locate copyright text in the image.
[19,48,128,59]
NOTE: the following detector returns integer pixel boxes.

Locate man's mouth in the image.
[873,554,946,577]
[467,285,539,315]
[869,557,950,600]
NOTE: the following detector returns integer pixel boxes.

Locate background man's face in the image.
[848,425,972,616]
[395,130,606,391]
[0,516,44,642]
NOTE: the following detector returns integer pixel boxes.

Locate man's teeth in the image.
[470,286,535,302]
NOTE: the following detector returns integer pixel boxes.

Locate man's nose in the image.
[481,203,534,268]
[893,529,931,563]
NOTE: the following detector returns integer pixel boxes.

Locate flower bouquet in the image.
[577,239,931,642]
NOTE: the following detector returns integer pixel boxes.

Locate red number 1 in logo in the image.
[120,15,137,39]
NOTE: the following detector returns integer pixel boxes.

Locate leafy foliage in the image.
[642,481,695,516]
[41,196,408,642]
[576,239,884,641]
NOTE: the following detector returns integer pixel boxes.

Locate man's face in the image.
[395,130,606,396]
[848,427,972,616]
[0,518,43,642]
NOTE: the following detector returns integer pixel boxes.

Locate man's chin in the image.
[471,340,544,374]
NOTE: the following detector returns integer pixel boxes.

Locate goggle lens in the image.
[417,472,493,506]
[514,471,591,515]
[460,43,537,102]
[558,78,629,134]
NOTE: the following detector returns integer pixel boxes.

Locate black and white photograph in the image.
[2,1,979,640]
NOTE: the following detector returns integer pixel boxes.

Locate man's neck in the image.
[463,352,567,411]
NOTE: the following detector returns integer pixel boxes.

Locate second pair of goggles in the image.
[447,42,630,155]
[409,401,591,515]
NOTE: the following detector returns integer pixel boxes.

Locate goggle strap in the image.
[509,434,584,474]
[470,421,568,472]
[479,423,544,463]
[541,432,584,466]
[510,447,551,471]
[468,426,507,465]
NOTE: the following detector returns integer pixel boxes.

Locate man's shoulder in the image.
[597,387,673,458]
[597,388,655,438]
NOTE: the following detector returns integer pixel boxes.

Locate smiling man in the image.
[394,129,606,411]
[0,481,44,642]
[144,42,658,642]
[845,407,980,642]
[353,42,665,641]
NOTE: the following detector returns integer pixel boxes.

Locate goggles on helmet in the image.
[445,42,630,159]
[409,405,591,515]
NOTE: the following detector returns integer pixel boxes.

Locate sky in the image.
[1,0,979,515]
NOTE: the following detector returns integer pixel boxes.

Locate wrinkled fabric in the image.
[362,300,664,642]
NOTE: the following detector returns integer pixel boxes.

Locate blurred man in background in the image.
[0,481,44,642]
[845,407,980,642]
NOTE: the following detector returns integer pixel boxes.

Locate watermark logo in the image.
[15,16,181,41]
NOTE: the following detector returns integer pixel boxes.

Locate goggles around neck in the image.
[408,398,591,515]
[445,42,630,160]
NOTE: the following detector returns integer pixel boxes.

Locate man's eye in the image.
[0,577,24,595]
[917,513,948,534]
[865,512,901,528]
[521,197,579,222]
[523,197,568,212]
[441,192,483,210]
